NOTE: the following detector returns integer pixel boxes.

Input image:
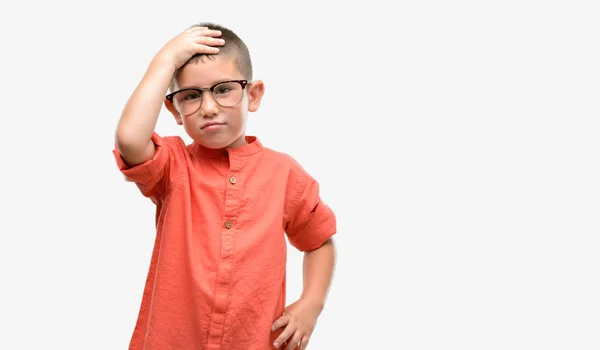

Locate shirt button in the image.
[229,176,237,184]
[224,220,232,229]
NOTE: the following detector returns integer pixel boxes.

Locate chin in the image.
[195,136,237,149]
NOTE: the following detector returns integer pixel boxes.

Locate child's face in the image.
[166,56,264,149]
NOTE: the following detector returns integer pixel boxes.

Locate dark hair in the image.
[169,22,253,92]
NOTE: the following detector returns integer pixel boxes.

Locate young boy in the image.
[112,22,337,350]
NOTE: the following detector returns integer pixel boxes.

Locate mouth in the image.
[201,122,226,130]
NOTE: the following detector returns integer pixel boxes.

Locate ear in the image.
[247,80,265,112]
[164,99,183,125]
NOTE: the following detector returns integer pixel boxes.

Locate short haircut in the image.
[169,22,253,92]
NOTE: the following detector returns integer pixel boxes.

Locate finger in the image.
[299,335,310,350]
[194,36,225,47]
[191,44,219,54]
[196,29,222,38]
[284,332,303,350]
[273,324,296,348]
[271,315,290,331]
[185,26,207,33]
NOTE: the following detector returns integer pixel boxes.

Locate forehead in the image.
[177,56,241,89]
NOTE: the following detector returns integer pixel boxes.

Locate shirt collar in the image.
[192,136,263,159]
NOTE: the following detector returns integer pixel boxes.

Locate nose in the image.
[199,91,219,118]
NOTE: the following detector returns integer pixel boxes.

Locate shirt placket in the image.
[206,154,243,349]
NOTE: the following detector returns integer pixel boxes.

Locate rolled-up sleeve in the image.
[113,132,173,199]
[285,173,337,252]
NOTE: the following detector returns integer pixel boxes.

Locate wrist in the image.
[299,294,325,313]
[150,52,177,74]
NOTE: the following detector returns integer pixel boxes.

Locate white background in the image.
[1,1,599,349]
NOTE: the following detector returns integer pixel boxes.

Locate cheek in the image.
[229,107,247,123]
[181,117,203,134]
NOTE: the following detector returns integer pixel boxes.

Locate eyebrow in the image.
[179,78,237,90]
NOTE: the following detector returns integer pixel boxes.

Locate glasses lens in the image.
[213,81,243,107]
[173,90,202,115]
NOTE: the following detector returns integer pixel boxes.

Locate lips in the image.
[201,122,225,129]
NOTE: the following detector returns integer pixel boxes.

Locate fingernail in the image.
[273,341,279,347]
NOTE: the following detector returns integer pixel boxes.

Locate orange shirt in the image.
[113,133,337,350]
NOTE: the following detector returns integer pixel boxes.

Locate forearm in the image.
[115,56,175,163]
[300,238,336,311]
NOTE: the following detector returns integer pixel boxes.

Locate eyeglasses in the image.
[165,80,249,115]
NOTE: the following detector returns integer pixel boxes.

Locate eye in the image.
[183,92,201,100]
[214,86,232,95]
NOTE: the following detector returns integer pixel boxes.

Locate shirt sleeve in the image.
[112,132,175,200]
[284,171,337,252]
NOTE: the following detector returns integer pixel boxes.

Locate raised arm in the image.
[115,26,224,166]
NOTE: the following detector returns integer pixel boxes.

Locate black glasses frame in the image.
[165,79,249,103]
